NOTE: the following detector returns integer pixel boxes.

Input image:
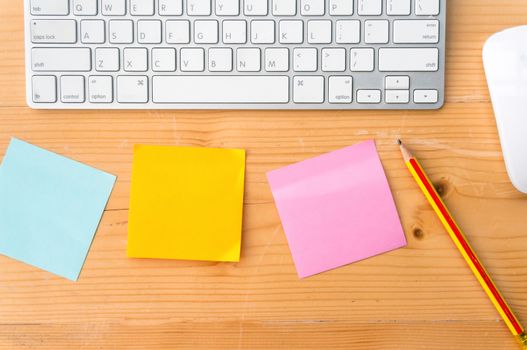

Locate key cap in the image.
[301,0,325,15]
[216,0,239,15]
[166,21,190,43]
[81,20,106,44]
[386,90,409,103]
[109,20,134,43]
[336,20,360,44]
[329,0,353,15]
[31,0,69,15]
[357,0,381,15]
[294,48,317,72]
[365,20,389,44]
[187,0,211,15]
[329,76,353,103]
[124,48,148,71]
[357,89,381,103]
[138,20,162,44]
[95,48,120,71]
[223,21,247,44]
[117,76,149,103]
[272,0,296,15]
[195,20,219,44]
[265,48,289,72]
[393,20,439,44]
[209,48,233,71]
[31,20,77,44]
[73,0,98,15]
[237,48,261,72]
[307,20,332,44]
[61,76,85,103]
[414,89,438,103]
[152,48,176,71]
[379,48,438,71]
[350,48,374,72]
[322,48,345,72]
[32,75,57,103]
[153,76,289,103]
[130,0,154,15]
[293,76,324,103]
[89,76,113,103]
[102,0,126,15]
[180,48,205,71]
[415,0,439,16]
[387,0,410,15]
[159,0,183,15]
[385,76,409,89]
[279,20,303,44]
[251,21,275,44]
[32,48,91,71]
[244,0,268,15]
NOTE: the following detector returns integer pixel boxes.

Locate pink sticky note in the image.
[267,140,407,278]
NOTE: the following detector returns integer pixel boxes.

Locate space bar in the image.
[153,76,289,103]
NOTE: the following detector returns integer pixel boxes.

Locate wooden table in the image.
[1,1,527,349]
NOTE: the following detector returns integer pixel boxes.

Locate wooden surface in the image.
[1,1,527,349]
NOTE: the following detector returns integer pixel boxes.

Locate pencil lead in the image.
[397,139,402,146]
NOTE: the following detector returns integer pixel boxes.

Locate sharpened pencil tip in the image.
[397,139,402,145]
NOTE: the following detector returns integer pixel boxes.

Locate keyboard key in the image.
[102,0,126,15]
[237,48,261,72]
[30,20,77,44]
[32,48,91,72]
[216,0,239,15]
[166,21,190,44]
[415,0,439,16]
[365,20,389,44]
[95,48,120,71]
[153,76,289,103]
[265,48,289,72]
[293,76,324,103]
[73,0,98,15]
[357,89,381,103]
[272,0,296,15]
[379,48,438,71]
[117,76,149,103]
[187,0,211,15]
[393,20,439,44]
[279,20,303,44]
[138,20,162,44]
[81,20,105,44]
[386,90,409,103]
[385,76,409,89]
[130,0,154,15]
[180,48,205,71]
[209,48,233,71]
[32,75,57,103]
[89,76,113,103]
[301,0,325,16]
[244,0,268,15]
[414,89,438,103]
[322,48,346,72]
[357,0,381,15]
[109,20,134,43]
[223,21,247,44]
[329,76,353,103]
[336,20,360,44]
[194,20,219,44]
[294,48,317,72]
[329,0,353,15]
[387,0,410,15]
[60,76,85,103]
[251,21,275,44]
[31,0,69,15]
[159,0,183,15]
[350,48,374,72]
[152,48,176,71]
[307,20,332,44]
[124,48,148,71]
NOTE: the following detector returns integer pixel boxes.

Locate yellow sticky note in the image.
[127,145,246,262]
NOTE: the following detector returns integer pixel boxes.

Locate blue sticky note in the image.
[0,138,116,281]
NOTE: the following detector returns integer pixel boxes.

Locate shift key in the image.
[32,48,91,72]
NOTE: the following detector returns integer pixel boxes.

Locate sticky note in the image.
[127,145,246,262]
[267,140,406,278]
[0,138,116,281]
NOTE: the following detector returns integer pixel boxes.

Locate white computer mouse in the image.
[483,25,527,194]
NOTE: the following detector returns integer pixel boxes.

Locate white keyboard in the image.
[25,0,446,109]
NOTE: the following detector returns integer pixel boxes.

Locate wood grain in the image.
[1,0,527,349]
